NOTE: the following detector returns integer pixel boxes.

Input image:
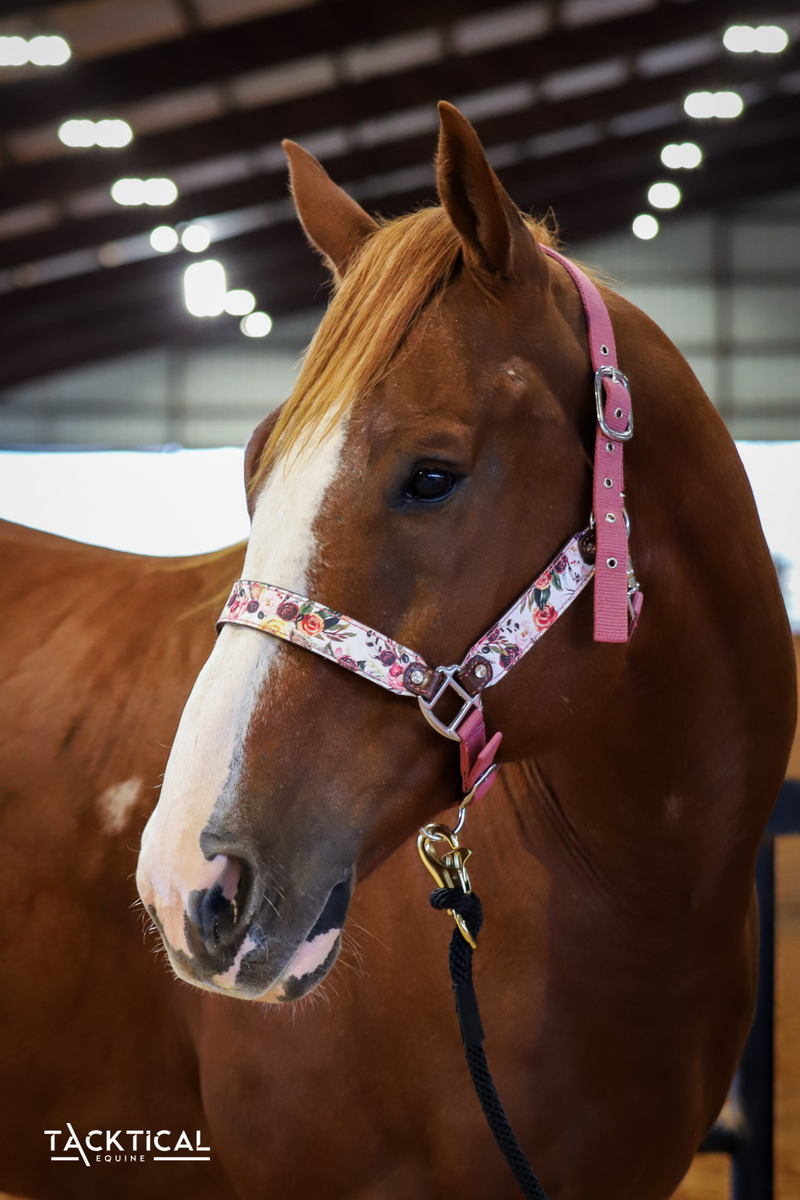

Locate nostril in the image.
[188,854,252,950]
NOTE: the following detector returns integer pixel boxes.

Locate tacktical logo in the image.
[44,1125,210,1164]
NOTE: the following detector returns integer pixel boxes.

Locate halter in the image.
[217,249,642,838]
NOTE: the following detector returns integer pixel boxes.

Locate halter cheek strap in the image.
[541,247,633,644]
[216,252,642,808]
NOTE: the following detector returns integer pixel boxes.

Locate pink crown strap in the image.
[542,247,632,643]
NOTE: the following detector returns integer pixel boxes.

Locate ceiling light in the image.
[723,25,788,53]
[28,35,71,65]
[632,214,659,240]
[224,289,256,316]
[240,312,272,338]
[59,118,132,148]
[181,224,211,253]
[648,182,681,209]
[660,142,702,169]
[143,178,178,205]
[0,34,70,66]
[684,91,744,119]
[150,226,179,253]
[111,178,177,206]
[94,119,132,148]
[184,261,227,318]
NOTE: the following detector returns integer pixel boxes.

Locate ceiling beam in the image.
[2,41,799,274]
[0,0,775,211]
[0,0,495,135]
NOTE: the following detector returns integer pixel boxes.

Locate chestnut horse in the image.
[1,104,795,1200]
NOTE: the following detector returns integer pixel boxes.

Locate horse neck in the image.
[490,332,795,920]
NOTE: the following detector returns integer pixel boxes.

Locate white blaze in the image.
[137,424,346,952]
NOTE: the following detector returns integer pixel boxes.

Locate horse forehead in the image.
[243,420,348,580]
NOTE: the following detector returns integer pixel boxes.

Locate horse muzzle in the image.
[138,847,353,1002]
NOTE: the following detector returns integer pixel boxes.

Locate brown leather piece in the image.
[403,664,442,702]
[457,656,493,696]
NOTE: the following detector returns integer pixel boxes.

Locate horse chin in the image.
[260,927,343,1003]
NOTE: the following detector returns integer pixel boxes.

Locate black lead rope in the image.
[429,887,550,1200]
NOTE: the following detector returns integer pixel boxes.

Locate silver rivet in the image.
[606,441,614,452]
[607,557,618,569]
[604,477,613,488]
[600,344,609,356]
[410,668,425,685]
[474,662,488,679]
[615,407,623,419]
[605,513,616,523]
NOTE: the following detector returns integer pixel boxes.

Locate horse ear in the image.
[283,140,378,278]
[436,101,541,280]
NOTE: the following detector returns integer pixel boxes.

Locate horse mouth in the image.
[216,877,353,1002]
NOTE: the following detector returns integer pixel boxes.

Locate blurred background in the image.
[0,2,799,1196]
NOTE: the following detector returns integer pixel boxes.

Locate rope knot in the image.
[429,887,484,940]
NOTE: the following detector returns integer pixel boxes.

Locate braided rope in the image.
[430,887,550,1200]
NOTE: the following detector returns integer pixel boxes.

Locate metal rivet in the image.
[474,662,488,679]
[606,441,614,452]
[410,668,425,685]
[607,557,618,569]
[605,513,616,523]
[615,407,623,419]
[604,477,613,488]
[600,344,609,356]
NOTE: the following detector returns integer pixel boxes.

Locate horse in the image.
[1,102,795,1200]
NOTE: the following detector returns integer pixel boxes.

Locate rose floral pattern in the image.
[218,582,424,694]
[460,533,594,684]
[217,531,596,697]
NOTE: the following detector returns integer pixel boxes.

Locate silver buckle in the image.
[594,366,633,441]
[418,664,482,742]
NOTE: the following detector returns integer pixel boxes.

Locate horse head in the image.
[137,103,632,1001]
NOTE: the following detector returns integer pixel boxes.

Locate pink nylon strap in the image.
[458,709,503,802]
[542,247,631,643]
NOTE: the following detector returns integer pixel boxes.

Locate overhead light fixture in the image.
[59,118,133,148]
[184,260,227,317]
[723,25,788,53]
[684,91,744,119]
[150,226,179,253]
[660,142,702,169]
[648,182,681,209]
[111,178,178,206]
[181,224,211,253]
[224,289,256,316]
[632,214,659,240]
[240,312,272,338]
[0,34,70,66]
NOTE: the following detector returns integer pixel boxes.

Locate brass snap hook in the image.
[417,823,476,948]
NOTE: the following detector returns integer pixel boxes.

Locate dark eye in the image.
[405,466,458,503]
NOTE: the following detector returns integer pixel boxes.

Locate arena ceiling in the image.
[1,0,799,388]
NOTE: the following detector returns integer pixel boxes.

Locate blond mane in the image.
[253,206,557,485]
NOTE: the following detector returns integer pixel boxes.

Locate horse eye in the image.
[405,467,457,503]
